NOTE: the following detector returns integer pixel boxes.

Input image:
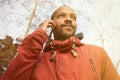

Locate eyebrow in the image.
[51,11,76,19]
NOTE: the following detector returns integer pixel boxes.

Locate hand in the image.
[38,19,56,32]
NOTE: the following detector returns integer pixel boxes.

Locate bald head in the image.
[51,6,76,20]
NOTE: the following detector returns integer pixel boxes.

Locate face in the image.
[52,6,77,40]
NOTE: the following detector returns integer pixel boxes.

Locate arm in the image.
[1,29,48,80]
[1,19,56,80]
[102,48,120,80]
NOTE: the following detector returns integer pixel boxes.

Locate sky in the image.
[0,0,120,74]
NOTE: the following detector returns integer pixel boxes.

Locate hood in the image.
[44,36,84,52]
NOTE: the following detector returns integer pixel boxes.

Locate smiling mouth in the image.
[62,24,72,28]
[63,25,73,31]
[65,25,71,27]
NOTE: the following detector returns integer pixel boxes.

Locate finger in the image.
[48,22,56,29]
[38,19,56,32]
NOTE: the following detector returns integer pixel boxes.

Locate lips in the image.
[62,24,73,28]
[64,24,71,27]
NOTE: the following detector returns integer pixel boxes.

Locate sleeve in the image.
[1,29,48,80]
[101,48,120,80]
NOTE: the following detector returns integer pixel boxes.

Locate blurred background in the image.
[0,0,120,76]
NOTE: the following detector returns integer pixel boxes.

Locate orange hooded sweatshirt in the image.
[1,29,120,80]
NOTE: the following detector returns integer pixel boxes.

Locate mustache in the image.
[61,23,74,28]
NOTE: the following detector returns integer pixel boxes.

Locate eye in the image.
[57,13,65,18]
[71,15,77,20]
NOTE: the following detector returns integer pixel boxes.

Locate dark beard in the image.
[53,23,76,40]
[60,24,75,40]
[53,29,75,40]
[60,32,74,40]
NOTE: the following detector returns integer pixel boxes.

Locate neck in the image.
[54,35,71,41]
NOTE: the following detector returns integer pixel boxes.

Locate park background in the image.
[0,0,120,75]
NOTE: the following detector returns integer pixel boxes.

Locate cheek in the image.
[73,21,77,29]
[53,20,62,29]
[53,21,60,32]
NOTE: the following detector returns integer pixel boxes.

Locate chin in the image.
[63,33,74,39]
[66,32,75,36]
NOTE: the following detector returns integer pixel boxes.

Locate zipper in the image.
[89,59,98,80]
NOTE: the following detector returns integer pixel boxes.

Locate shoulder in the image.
[79,44,107,57]
[81,44,104,51]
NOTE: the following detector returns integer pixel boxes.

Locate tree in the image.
[0,36,18,76]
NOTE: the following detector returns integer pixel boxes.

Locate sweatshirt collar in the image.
[44,36,84,52]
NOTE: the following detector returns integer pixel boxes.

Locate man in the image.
[1,6,120,80]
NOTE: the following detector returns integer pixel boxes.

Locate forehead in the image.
[55,6,76,15]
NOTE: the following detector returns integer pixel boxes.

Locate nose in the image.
[64,20,72,24]
[64,16,72,24]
